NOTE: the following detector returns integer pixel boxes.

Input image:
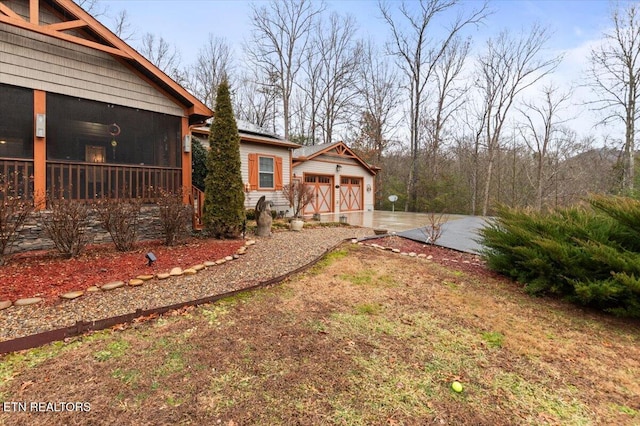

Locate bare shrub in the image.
[95,196,142,252]
[0,173,34,265]
[282,181,314,218]
[156,188,192,246]
[40,197,92,258]
[421,212,448,244]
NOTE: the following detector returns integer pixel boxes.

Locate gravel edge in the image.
[0,227,372,341]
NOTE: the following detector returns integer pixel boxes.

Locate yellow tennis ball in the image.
[451,381,463,393]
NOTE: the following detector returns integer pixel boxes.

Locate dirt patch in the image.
[0,243,638,425]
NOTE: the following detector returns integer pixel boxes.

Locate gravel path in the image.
[0,227,372,341]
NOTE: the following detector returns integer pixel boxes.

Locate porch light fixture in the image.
[145,252,157,266]
[366,184,372,192]
[36,114,46,138]
[336,164,342,173]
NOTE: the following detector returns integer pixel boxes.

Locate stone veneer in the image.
[10,205,170,254]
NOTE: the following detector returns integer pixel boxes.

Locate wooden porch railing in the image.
[46,161,181,202]
[0,158,34,200]
[191,185,205,230]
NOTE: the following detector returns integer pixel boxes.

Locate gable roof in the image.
[293,141,379,175]
[191,119,301,149]
[0,0,212,123]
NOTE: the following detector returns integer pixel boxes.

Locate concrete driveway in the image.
[318,211,489,254]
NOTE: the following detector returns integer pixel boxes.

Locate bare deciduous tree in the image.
[351,40,402,207]
[424,35,471,179]
[353,40,401,165]
[379,0,488,212]
[476,24,561,216]
[234,70,280,131]
[187,35,234,110]
[73,0,106,17]
[315,12,362,145]
[110,9,135,42]
[247,0,325,140]
[587,2,640,192]
[138,32,182,81]
[518,85,572,211]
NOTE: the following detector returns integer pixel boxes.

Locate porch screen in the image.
[46,93,181,167]
[0,84,33,159]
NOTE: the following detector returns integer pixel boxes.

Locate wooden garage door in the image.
[340,177,362,211]
[304,175,333,214]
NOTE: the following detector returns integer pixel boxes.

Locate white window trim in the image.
[258,156,275,190]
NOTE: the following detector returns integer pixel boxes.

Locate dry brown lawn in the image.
[0,243,638,425]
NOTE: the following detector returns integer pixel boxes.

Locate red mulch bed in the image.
[0,238,244,303]
[367,235,497,278]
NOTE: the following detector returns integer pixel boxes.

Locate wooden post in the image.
[33,90,46,210]
[181,116,191,205]
[29,0,39,24]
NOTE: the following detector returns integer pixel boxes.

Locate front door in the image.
[304,175,333,214]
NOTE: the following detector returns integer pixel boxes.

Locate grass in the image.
[0,243,638,425]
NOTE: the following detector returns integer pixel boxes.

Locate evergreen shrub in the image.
[481,196,640,317]
[203,79,245,239]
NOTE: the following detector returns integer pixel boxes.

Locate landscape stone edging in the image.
[358,239,432,259]
[0,239,257,311]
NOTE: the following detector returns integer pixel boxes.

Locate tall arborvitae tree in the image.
[203,79,245,238]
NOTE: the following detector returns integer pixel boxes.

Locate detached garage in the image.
[293,142,378,215]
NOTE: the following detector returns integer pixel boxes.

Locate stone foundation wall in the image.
[10,206,168,254]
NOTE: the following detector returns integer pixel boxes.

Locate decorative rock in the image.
[157,273,171,280]
[191,264,206,271]
[183,268,197,275]
[232,254,240,260]
[129,279,144,287]
[61,290,84,300]
[237,247,247,255]
[101,281,125,291]
[215,259,227,265]
[392,248,401,253]
[245,240,256,246]
[14,297,43,306]
[418,253,427,258]
[225,256,234,261]
[0,300,12,310]
[427,255,433,260]
[169,267,183,276]
[86,286,100,292]
[136,274,154,281]
[409,252,417,257]
[204,261,216,267]
[401,252,409,256]
[351,239,358,244]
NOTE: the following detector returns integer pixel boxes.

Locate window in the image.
[0,84,33,158]
[259,156,274,188]
[46,93,181,167]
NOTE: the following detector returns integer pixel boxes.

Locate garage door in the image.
[340,177,362,211]
[304,175,333,214]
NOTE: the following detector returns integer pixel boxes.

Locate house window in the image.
[0,84,34,158]
[46,93,181,167]
[259,156,274,189]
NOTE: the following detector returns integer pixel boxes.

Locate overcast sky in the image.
[97,0,612,61]
[95,0,622,141]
